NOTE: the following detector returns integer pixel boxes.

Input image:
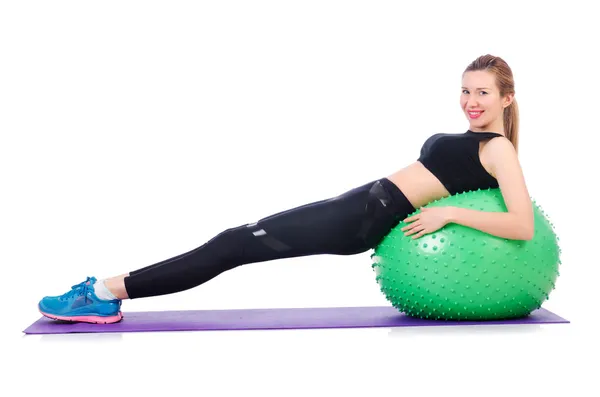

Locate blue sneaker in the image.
[38,276,123,324]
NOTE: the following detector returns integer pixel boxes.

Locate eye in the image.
[462,90,488,95]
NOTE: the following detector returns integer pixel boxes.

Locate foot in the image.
[38,276,123,324]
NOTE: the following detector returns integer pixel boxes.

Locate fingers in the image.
[403,215,417,223]
[401,222,421,232]
[401,212,428,238]
[404,208,427,223]
[404,224,425,237]
[412,230,427,239]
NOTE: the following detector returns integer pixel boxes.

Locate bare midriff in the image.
[386,140,496,209]
[386,161,452,209]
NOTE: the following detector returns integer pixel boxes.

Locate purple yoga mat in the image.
[23,306,569,335]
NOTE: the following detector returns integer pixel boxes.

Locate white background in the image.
[2,1,598,396]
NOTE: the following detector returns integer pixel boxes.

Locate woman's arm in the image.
[450,137,534,240]
[447,207,532,240]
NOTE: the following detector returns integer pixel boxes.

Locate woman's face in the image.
[460,70,513,133]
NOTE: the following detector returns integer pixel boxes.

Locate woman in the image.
[38,54,534,324]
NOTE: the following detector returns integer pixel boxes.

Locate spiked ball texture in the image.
[371,188,561,321]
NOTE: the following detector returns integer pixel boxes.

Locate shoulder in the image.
[422,132,454,147]
[419,133,447,155]
[484,135,516,156]
[423,132,446,142]
[483,135,519,173]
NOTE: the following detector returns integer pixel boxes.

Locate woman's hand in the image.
[401,206,454,239]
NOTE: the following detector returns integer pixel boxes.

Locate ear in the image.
[503,93,514,108]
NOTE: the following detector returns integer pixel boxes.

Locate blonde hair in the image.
[463,54,519,153]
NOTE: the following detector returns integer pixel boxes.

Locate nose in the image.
[466,96,480,109]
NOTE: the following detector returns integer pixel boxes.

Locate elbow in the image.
[511,212,534,240]
[520,224,534,241]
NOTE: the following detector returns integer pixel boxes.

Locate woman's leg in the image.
[109,178,415,300]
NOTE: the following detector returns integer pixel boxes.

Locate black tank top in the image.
[417,130,505,195]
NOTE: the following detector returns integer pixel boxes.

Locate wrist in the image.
[446,206,458,223]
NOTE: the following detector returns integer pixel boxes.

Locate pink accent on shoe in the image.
[40,310,123,324]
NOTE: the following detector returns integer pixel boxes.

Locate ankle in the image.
[103,274,130,300]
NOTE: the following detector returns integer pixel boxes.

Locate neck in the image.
[469,121,505,136]
[468,129,505,136]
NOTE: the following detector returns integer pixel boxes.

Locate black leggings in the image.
[124,177,416,299]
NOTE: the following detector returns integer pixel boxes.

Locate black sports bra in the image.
[417,130,505,195]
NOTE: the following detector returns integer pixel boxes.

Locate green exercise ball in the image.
[371,188,561,321]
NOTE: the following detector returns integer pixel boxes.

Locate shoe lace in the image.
[63,276,94,299]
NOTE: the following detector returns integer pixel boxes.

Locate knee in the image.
[208,225,249,262]
[356,181,400,248]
